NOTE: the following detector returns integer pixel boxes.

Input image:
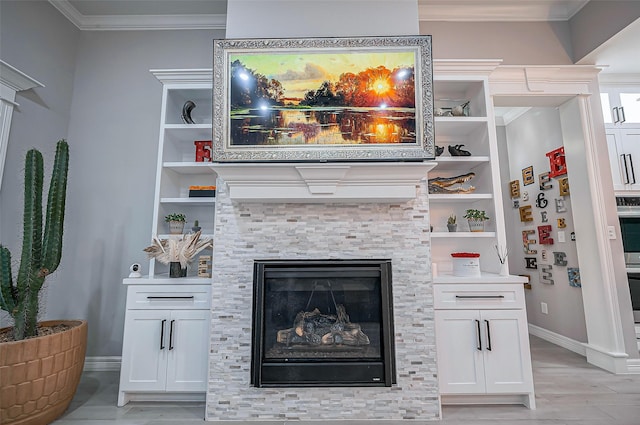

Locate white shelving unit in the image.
[430,64,508,274]
[430,62,534,408]
[148,69,216,278]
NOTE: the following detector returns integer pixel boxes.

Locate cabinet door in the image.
[619,129,640,190]
[119,310,169,392]
[166,309,210,391]
[435,310,486,394]
[606,129,627,191]
[481,309,534,394]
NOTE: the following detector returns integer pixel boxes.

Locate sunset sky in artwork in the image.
[230,50,416,99]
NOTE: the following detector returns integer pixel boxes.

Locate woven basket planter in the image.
[0,320,87,425]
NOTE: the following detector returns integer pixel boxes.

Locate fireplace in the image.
[251,259,396,387]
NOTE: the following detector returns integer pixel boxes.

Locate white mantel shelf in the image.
[210,161,437,203]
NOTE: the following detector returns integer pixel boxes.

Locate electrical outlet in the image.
[558,231,565,243]
[607,226,616,240]
[541,302,548,314]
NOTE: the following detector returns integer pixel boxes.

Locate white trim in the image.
[150,69,212,86]
[584,344,630,374]
[83,356,121,372]
[496,107,532,126]
[48,1,225,31]
[0,61,44,193]
[528,324,587,356]
[418,0,588,22]
[627,359,640,374]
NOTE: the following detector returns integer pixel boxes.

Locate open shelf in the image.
[430,231,496,238]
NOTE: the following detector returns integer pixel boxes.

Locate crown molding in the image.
[49,0,226,30]
[418,0,589,22]
[50,0,590,30]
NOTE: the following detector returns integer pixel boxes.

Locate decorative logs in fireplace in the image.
[251,259,396,387]
[276,305,371,347]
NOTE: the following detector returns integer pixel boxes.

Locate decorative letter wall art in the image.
[559,177,570,196]
[538,225,554,245]
[546,146,567,178]
[522,230,537,254]
[568,268,581,287]
[522,191,529,201]
[570,231,576,241]
[525,257,538,269]
[520,205,533,222]
[541,265,554,284]
[522,166,534,185]
[555,198,567,213]
[539,172,552,190]
[535,193,548,208]
[541,211,548,222]
[194,140,213,162]
[553,251,568,266]
[557,218,567,228]
[510,180,520,198]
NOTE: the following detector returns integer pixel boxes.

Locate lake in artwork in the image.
[227,50,418,146]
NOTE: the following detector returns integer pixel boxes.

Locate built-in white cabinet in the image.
[148,69,216,278]
[434,280,535,409]
[430,63,507,274]
[118,281,211,406]
[606,127,640,193]
[600,86,640,127]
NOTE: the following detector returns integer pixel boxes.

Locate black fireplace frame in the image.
[251,259,396,387]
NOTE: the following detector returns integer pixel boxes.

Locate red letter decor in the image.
[546,147,567,178]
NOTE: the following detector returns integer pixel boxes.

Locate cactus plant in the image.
[0,140,69,341]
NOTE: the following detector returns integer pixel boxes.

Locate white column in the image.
[0,60,44,191]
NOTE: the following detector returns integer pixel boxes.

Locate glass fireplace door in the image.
[251,259,395,387]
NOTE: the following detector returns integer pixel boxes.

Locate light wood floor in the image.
[51,336,640,424]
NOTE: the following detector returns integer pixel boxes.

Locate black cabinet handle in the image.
[613,107,620,123]
[620,107,626,123]
[169,320,175,350]
[628,154,636,184]
[147,296,194,300]
[621,154,630,184]
[475,319,482,351]
[160,319,166,350]
[455,295,505,299]
[485,320,492,351]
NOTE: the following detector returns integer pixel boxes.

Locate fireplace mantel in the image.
[210,161,436,203]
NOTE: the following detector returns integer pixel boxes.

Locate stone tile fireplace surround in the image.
[207,179,439,421]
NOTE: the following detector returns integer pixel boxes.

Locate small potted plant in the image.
[447,214,457,232]
[192,219,201,233]
[165,213,186,234]
[463,209,490,232]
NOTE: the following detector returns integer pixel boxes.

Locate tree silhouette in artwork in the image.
[230,60,284,109]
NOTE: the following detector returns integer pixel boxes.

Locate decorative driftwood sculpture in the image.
[276,304,370,347]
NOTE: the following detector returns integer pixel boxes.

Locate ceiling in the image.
[48,0,639,75]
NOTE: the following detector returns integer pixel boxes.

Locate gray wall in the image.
[0,0,224,356]
[421,21,573,64]
[570,1,640,62]
[0,1,79,322]
[501,108,587,343]
[0,1,625,358]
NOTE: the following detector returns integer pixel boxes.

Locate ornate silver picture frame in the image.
[212,35,434,162]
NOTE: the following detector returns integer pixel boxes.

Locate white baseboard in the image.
[627,359,640,374]
[528,324,587,356]
[529,324,640,374]
[84,356,121,372]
